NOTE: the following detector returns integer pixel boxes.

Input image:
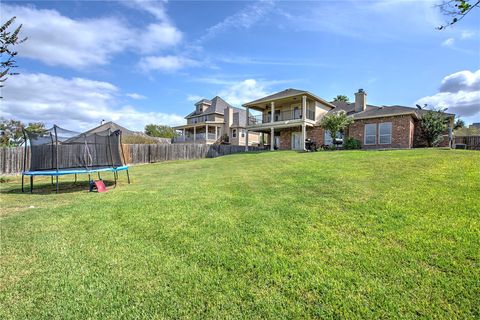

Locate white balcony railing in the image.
[248,109,315,125]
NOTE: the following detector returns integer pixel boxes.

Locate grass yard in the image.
[1,149,479,319]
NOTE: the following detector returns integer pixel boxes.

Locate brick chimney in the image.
[354,89,367,112]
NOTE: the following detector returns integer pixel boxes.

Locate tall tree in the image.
[145,124,177,138]
[0,119,46,146]
[437,0,480,29]
[1,16,27,98]
[420,109,448,147]
[319,110,353,147]
[454,118,465,130]
[333,95,350,103]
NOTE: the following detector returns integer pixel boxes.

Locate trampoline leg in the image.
[88,174,91,182]
[56,176,59,194]
[51,176,54,186]
[22,174,25,193]
[114,171,117,187]
[126,170,130,184]
[98,172,101,180]
[74,174,77,184]
[30,175,33,194]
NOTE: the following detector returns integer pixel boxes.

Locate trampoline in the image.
[22,125,130,193]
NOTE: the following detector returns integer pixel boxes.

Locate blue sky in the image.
[1,0,479,131]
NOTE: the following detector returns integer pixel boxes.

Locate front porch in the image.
[249,123,317,151]
[173,123,223,144]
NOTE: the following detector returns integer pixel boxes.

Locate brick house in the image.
[243,88,455,150]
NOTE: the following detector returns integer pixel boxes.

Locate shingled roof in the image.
[82,121,137,136]
[186,96,235,118]
[330,101,455,120]
[243,88,335,108]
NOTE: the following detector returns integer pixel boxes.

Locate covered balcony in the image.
[173,124,222,144]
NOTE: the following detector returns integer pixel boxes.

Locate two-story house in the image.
[243,88,454,150]
[173,96,260,146]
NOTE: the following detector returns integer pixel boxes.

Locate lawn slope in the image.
[1,149,479,319]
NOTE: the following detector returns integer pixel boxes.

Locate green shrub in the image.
[343,137,362,150]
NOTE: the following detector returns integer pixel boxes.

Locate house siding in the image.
[348,115,414,149]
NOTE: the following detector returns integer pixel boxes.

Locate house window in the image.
[364,123,377,145]
[232,129,237,138]
[379,122,392,144]
[204,116,208,122]
[324,131,343,146]
[293,106,300,119]
[241,129,245,138]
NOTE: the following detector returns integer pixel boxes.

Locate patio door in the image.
[292,132,302,150]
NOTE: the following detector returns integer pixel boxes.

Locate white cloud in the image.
[139,23,183,54]
[138,55,199,73]
[0,73,184,131]
[439,70,480,93]
[442,38,455,47]
[197,0,275,43]
[217,79,271,106]
[416,69,480,124]
[3,3,182,69]
[126,93,146,100]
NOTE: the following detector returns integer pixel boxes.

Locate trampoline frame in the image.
[21,166,130,193]
[22,126,131,193]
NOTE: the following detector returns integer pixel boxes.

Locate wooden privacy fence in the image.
[0,144,262,174]
[454,136,480,150]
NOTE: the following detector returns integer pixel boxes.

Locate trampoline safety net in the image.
[23,125,126,172]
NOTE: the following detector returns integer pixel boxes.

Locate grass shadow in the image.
[4,179,118,195]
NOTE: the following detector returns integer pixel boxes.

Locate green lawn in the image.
[1,149,479,319]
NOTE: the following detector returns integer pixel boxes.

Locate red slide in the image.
[94,180,107,193]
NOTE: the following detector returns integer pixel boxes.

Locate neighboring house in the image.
[243,88,455,150]
[83,121,171,144]
[173,96,260,146]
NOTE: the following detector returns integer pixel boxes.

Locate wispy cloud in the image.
[441,38,455,47]
[126,93,147,100]
[187,95,204,102]
[277,0,443,41]
[138,55,199,73]
[217,56,331,68]
[195,0,275,44]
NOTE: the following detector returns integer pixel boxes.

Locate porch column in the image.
[302,95,307,121]
[245,129,249,151]
[215,126,218,140]
[301,123,306,151]
[206,124,209,141]
[193,126,196,142]
[270,102,275,123]
[270,127,274,151]
[246,107,250,126]
[183,128,185,142]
